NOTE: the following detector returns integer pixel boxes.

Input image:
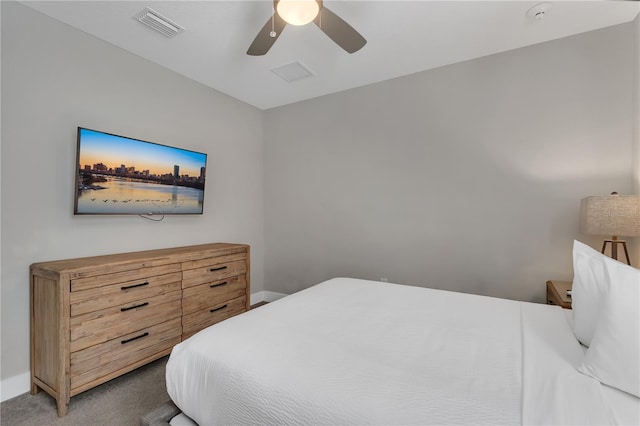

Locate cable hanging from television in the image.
[139,214,165,222]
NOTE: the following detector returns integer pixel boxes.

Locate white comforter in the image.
[166,278,635,425]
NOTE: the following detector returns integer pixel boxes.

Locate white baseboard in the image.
[250,290,287,305]
[1,371,30,402]
[2,291,288,403]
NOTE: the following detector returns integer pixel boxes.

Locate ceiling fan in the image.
[247,0,367,56]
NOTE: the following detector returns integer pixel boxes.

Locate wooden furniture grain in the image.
[546,280,572,309]
[30,242,250,417]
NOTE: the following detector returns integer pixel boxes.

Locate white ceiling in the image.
[20,1,640,110]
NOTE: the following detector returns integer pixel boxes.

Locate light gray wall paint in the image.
[1,2,264,385]
[264,22,636,300]
[632,14,640,266]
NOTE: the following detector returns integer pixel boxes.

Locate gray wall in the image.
[264,22,637,300]
[633,14,640,266]
[1,1,264,389]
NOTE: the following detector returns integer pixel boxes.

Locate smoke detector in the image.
[526,3,552,21]
[135,8,184,38]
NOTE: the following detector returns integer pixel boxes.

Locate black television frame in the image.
[74,127,208,216]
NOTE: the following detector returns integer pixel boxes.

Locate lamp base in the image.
[601,239,631,265]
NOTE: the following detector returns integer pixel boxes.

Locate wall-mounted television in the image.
[74,127,207,215]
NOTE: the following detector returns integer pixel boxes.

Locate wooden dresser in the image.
[30,242,249,416]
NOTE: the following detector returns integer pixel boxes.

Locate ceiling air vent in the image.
[271,61,314,83]
[135,8,183,38]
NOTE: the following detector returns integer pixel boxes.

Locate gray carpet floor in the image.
[1,356,170,426]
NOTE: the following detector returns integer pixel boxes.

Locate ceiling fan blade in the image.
[247,13,287,56]
[314,6,366,54]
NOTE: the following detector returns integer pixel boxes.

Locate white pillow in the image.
[579,257,640,398]
[571,240,608,347]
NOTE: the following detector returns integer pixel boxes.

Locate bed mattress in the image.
[166,277,638,425]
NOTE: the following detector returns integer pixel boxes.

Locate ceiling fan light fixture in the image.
[276,0,320,26]
[248,0,365,56]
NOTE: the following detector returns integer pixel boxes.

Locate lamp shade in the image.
[580,195,640,237]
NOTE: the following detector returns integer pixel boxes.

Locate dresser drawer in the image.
[182,259,247,289]
[70,264,181,292]
[181,252,246,271]
[70,291,181,352]
[70,318,181,391]
[182,276,247,316]
[69,272,181,316]
[182,296,246,339]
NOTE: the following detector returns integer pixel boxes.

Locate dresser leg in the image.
[56,398,69,417]
[30,382,39,395]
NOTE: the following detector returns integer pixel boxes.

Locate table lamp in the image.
[580,192,640,265]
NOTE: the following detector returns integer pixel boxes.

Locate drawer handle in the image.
[210,304,228,313]
[210,281,228,288]
[120,302,149,312]
[121,332,149,345]
[209,266,227,272]
[121,282,149,291]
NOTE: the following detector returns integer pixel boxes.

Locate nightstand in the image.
[546,280,572,309]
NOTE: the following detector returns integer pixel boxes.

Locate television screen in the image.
[74,127,207,215]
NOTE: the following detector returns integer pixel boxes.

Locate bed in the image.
[165,242,639,425]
